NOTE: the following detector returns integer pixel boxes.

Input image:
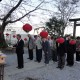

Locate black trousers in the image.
[36,47,42,62]
[28,49,33,60]
[76,51,80,61]
[17,53,24,68]
[44,52,49,64]
[52,50,57,62]
[67,52,74,66]
[57,55,65,68]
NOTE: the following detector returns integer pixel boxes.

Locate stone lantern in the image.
[0,53,6,64]
[0,52,6,80]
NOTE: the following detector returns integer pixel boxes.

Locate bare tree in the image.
[53,0,80,35]
[0,0,45,48]
[45,0,80,36]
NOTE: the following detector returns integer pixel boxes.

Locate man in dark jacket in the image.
[13,34,24,69]
[42,38,50,65]
[56,38,66,69]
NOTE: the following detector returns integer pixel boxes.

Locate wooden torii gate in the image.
[69,18,80,38]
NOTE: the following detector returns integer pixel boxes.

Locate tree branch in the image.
[1,0,23,31]
[3,0,23,21]
[7,1,44,23]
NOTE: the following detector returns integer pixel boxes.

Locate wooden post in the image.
[0,64,4,80]
[73,21,76,38]
[0,54,6,80]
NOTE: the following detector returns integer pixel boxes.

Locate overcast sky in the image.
[1,0,80,36]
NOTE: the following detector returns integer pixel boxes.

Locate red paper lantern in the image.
[23,24,32,32]
[13,35,16,38]
[40,31,48,38]
[24,38,27,41]
[56,37,65,44]
[6,33,9,36]
[69,40,76,45]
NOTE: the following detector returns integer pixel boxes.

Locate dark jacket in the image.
[76,40,80,51]
[14,39,24,54]
[66,40,76,53]
[42,40,50,53]
[56,42,66,56]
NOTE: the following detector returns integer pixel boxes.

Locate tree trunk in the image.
[61,26,65,36]
[61,29,64,36]
[0,21,9,48]
[0,32,8,48]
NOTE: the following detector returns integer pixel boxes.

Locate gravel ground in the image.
[1,48,80,80]
[5,62,80,80]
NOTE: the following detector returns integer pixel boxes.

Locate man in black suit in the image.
[56,37,66,69]
[14,34,24,69]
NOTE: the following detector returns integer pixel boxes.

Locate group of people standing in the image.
[27,34,57,65]
[14,34,80,70]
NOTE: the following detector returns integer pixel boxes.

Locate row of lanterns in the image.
[22,23,48,38]
[22,23,76,45]
[5,33,16,38]
[5,33,27,41]
[56,37,76,45]
[4,23,76,45]
[5,24,48,39]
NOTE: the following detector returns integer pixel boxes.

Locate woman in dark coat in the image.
[66,37,76,66]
